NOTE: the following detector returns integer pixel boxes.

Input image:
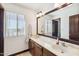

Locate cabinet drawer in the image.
[34,42,42,49]
[43,48,56,56]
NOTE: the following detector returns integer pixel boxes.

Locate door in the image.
[0,7,4,56]
[69,14,79,41]
[52,20,58,37]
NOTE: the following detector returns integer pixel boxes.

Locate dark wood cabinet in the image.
[29,39,35,56]
[43,48,56,56]
[29,39,56,56]
[34,42,42,56]
[29,39,42,56]
[69,14,79,41]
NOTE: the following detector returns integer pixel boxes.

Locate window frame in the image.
[4,11,25,37]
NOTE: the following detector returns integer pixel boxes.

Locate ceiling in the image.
[15,3,55,13]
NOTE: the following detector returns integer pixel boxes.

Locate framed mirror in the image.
[37,3,79,45]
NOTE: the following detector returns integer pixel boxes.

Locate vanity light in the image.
[36,13,42,17]
[54,3,72,9]
[36,11,45,17]
[54,3,65,8]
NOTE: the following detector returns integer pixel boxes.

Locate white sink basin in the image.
[52,44,65,53]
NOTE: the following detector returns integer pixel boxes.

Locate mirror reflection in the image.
[38,15,61,37]
[37,3,79,42]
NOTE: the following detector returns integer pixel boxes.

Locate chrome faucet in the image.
[56,37,59,45]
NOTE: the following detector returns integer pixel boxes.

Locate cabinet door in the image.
[29,39,42,56]
[29,39,35,56]
[43,48,56,56]
[34,42,42,56]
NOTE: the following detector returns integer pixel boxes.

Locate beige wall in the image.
[2,3,37,55]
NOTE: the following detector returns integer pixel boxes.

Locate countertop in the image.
[30,35,79,56]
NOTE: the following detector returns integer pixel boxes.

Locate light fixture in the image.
[36,11,45,17]
[54,3,65,8]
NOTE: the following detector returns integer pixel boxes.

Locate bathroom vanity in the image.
[29,38,56,56]
[29,36,79,56]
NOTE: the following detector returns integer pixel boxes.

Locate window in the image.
[18,15,25,36]
[5,11,25,37]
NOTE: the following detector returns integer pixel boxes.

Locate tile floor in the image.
[16,51,32,56]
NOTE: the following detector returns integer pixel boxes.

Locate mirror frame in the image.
[36,3,79,45]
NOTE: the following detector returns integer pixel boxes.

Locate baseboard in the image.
[9,49,30,56]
